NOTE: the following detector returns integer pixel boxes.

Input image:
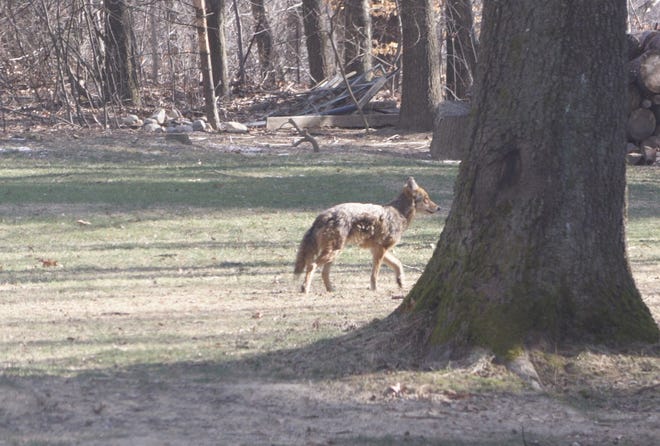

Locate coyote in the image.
[294,177,440,293]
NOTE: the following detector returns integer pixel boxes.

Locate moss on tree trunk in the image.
[405,0,659,361]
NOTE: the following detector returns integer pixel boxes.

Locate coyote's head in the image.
[406,177,441,214]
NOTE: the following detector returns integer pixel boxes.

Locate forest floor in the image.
[0,127,658,445]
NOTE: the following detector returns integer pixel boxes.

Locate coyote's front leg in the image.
[369,246,387,291]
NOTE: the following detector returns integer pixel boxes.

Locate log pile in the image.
[627,31,660,165]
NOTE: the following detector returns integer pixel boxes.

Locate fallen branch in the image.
[288,118,320,152]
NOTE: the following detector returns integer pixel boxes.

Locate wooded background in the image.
[0,1,659,138]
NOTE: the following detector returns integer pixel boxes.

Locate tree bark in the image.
[250,0,274,81]
[207,0,230,97]
[193,0,221,130]
[302,0,330,84]
[149,6,160,84]
[430,101,470,160]
[231,0,245,88]
[344,0,372,77]
[398,0,443,130]
[405,0,659,360]
[103,0,140,105]
[445,0,477,101]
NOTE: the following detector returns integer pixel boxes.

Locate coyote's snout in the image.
[294,177,440,293]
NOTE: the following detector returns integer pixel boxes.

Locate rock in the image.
[506,350,542,391]
[143,122,163,133]
[121,114,142,128]
[166,108,182,120]
[222,121,248,133]
[192,119,207,132]
[150,108,168,125]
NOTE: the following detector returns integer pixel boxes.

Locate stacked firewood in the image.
[627,31,660,165]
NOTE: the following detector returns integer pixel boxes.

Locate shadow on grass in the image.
[3,316,656,445]
[0,153,457,213]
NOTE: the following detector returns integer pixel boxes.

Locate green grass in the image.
[0,140,657,445]
[0,145,458,376]
[1,144,658,377]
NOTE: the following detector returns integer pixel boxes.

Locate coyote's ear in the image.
[405,177,419,191]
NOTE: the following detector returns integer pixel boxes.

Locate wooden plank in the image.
[266,113,399,130]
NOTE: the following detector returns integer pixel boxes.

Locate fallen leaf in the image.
[38,258,58,267]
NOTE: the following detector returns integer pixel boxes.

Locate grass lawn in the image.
[0,131,657,445]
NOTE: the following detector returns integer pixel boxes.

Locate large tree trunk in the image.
[444,0,477,100]
[103,0,140,105]
[405,0,659,360]
[207,0,230,97]
[398,0,443,130]
[302,0,330,84]
[344,0,372,77]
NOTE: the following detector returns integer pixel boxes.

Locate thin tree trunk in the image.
[193,0,221,130]
[302,0,330,84]
[150,6,160,84]
[344,0,372,77]
[232,0,245,88]
[250,0,274,81]
[207,0,229,97]
[445,0,477,100]
[103,0,140,105]
[289,2,302,84]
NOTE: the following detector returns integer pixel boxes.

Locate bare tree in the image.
[207,0,230,97]
[103,0,140,105]
[193,0,221,129]
[250,0,274,82]
[302,0,331,84]
[344,0,372,76]
[398,0,442,130]
[445,0,477,100]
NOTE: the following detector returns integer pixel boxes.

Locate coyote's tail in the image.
[294,226,317,276]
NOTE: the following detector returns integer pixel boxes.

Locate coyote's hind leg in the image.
[321,263,335,292]
[383,251,404,288]
[301,262,317,294]
[317,248,340,292]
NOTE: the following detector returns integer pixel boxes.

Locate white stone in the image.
[222,121,248,133]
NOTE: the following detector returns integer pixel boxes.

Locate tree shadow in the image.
[3,313,657,445]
